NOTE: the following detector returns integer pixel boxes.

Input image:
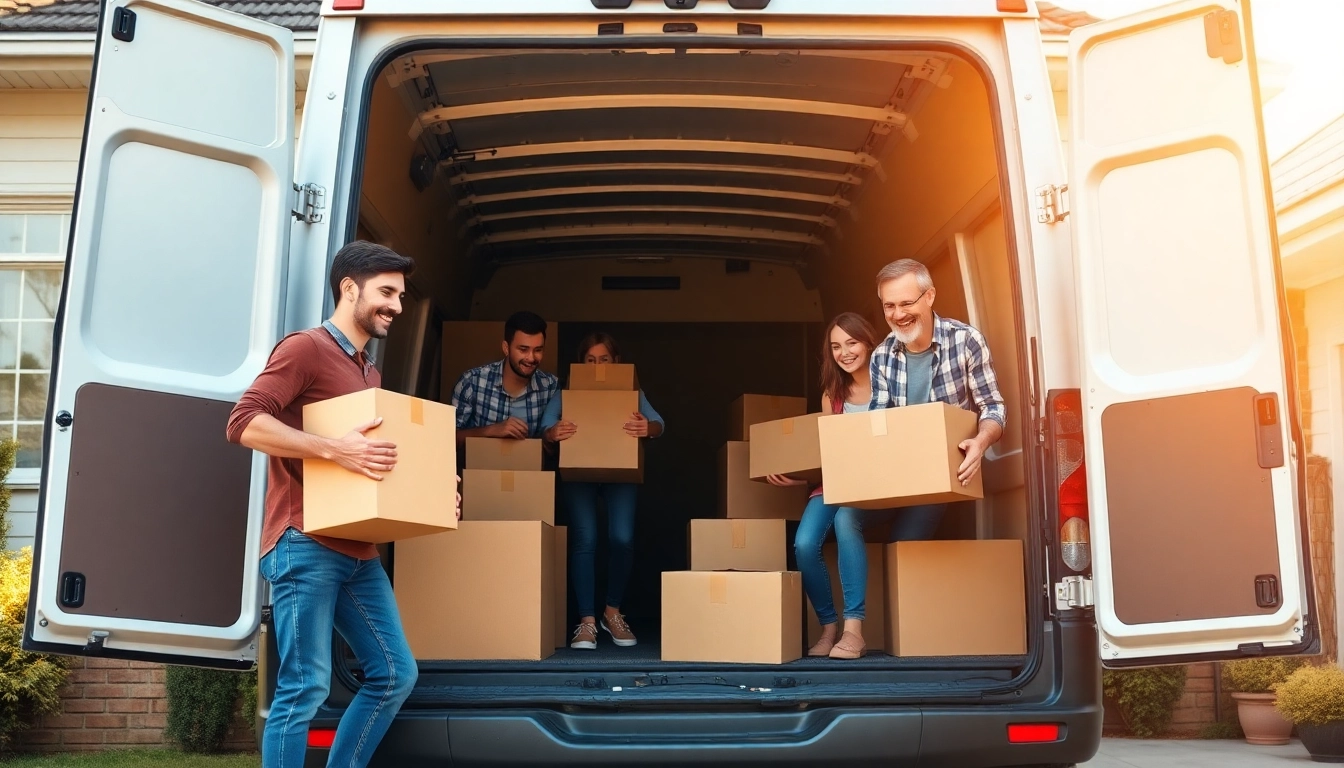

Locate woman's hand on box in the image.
[456,475,462,520]
[623,412,649,438]
[765,473,807,487]
[327,418,397,480]
[546,420,578,443]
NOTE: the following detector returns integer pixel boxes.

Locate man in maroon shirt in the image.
[227,241,452,768]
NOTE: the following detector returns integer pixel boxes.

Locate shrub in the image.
[1102,665,1188,738]
[1276,664,1344,726]
[238,669,258,734]
[0,439,69,750]
[165,667,242,753]
[1199,721,1244,740]
[1222,656,1307,694]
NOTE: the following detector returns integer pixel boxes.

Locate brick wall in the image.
[18,658,255,754]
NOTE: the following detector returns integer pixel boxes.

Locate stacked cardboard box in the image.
[302,389,458,543]
[439,320,558,403]
[720,395,812,520]
[558,363,643,483]
[459,437,569,648]
[884,540,1026,656]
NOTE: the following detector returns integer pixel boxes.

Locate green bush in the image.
[1276,664,1344,726]
[165,667,241,753]
[238,669,258,735]
[1199,720,1244,740]
[1102,665,1188,738]
[0,439,69,750]
[1222,656,1307,694]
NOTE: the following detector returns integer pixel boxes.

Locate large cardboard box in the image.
[884,540,1026,657]
[395,521,555,661]
[805,543,887,650]
[302,389,457,543]
[662,571,802,664]
[689,519,787,572]
[568,363,638,391]
[440,320,557,402]
[748,413,823,484]
[559,390,643,483]
[554,526,568,648]
[719,442,807,520]
[465,438,544,471]
[730,394,808,441]
[818,403,984,509]
[461,469,555,524]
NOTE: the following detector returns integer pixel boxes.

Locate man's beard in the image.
[508,357,536,380]
[892,318,923,346]
[355,298,392,340]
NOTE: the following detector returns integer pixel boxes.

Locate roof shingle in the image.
[1273,114,1344,210]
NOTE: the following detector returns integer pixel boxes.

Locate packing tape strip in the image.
[870,410,887,437]
[709,573,729,605]
[731,520,747,549]
[409,398,424,426]
[500,471,515,492]
[595,363,607,382]
[781,419,794,436]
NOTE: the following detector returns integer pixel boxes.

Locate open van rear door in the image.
[23,0,295,669]
[1068,0,1314,666]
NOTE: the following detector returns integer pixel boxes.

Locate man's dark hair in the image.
[504,311,548,345]
[329,240,415,305]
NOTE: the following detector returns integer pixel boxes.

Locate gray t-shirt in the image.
[841,400,869,414]
[905,348,936,406]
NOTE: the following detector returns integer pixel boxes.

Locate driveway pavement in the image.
[1081,738,1312,766]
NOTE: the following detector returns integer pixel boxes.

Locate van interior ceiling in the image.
[350,41,1034,696]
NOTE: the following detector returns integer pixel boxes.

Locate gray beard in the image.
[893,320,923,346]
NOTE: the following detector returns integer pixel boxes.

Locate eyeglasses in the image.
[884,288,930,312]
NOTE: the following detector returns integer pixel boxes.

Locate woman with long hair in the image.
[540,332,664,651]
[767,312,880,659]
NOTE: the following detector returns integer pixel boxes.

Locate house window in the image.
[0,213,69,476]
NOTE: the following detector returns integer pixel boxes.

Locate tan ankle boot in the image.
[829,631,866,660]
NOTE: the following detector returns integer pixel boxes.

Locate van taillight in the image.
[308,729,336,748]
[1052,391,1091,571]
[1007,723,1062,743]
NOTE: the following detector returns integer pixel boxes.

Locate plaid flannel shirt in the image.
[868,314,1007,429]
[450,359,559,438]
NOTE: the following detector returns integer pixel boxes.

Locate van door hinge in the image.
[1035,183,1069,224]
[292,183,326,224]
[1055,576,1094,610]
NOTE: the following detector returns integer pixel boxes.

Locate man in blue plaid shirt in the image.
[451,311,559,445]
[864,259,1006,540]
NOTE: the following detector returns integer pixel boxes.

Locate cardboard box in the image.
[748,413,823,484]
[302,389,457,543]
[440,320,557,402]
[395,521,555,661]
[662,571,802,664]
[568,363,638,391]
[805,543,887,650]
[730,394,808,441]
[554,526,568,649]
[689,519,787,572]
[719,442,807,520]
[461,469,555,524]
[559,390,643,483]
[818,402,984,509]
[884,540,1026,657]
[465,437,544,471]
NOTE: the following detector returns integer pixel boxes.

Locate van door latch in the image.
[1055,575,1094,610]
[1035,184,1070,224]
[292,183,326,224]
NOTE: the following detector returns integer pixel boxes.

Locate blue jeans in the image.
[794,495,869,624]
[564,482,638,618]
[842,503,948,543]
[260,528,417,768]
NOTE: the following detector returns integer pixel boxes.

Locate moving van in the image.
[23,1,1317,766]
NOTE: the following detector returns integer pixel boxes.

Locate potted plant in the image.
[1277,664,1344,762]
[1222,657,1306,745]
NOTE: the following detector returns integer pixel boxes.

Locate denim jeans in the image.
[841,503,948,543]
[794,495,870,624]
[564,481,638,618]
[260,528,417,768]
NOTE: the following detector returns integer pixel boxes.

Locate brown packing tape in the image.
[409,398,424,426]
[595,364,607,382]
[870,410,888,437]
[709,573,729,605]
[500,471,515,492]
[781,419,794,436]
[731,520,747,549]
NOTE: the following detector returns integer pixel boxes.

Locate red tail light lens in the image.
[1053,391,1091,571]
[308,729,337,748]
[1008,723,1062,743]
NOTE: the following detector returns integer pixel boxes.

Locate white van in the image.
[23,0,1316,765]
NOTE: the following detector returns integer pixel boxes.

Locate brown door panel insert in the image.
[57,383,253,627]
[1101,386,1281,625]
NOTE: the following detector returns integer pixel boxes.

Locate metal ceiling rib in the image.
[400,47,944,265]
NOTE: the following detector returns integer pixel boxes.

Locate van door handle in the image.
[1252,393,1283,469]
